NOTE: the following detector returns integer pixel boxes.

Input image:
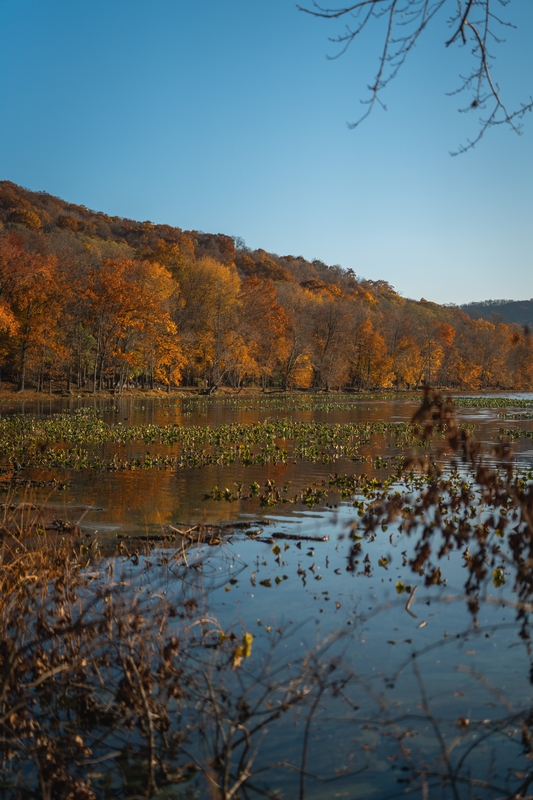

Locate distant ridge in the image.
[461,299,533,328]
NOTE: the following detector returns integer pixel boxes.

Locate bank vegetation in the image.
[1,181,531,395]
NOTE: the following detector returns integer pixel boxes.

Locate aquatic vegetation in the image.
[0,408,442,473]
[498,426,533,440]
[499,411,533,420]
[203,470,401,509]
[453,396,533,408]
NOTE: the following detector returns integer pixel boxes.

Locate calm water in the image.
[6,391,532,534]
[3,392,533,798]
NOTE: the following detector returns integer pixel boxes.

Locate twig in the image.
[405,585,418,618]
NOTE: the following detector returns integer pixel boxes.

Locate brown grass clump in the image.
[0,496,349,800]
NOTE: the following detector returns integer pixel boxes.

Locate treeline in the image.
[0,180,531,393]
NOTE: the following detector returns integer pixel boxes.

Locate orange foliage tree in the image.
[83,259,179,392]
[0,203,531,394]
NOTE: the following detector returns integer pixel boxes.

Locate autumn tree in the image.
[238,276,290,388]
[309,292,353,390]
[507,329,533,388]
[477,320,515,387]
[172,256,242,390]
[411,308,456,387]
[381,304,423,389]
[349,316,394,389]
[83,258,179,392]
[0,232,67,391]
[0,232,23,339]
[276,284,315,390]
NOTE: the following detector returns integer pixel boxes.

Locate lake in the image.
[2,391,533,799]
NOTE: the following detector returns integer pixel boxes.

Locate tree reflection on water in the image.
[1,390,533,798]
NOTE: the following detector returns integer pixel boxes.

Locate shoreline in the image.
[0,383,530,402]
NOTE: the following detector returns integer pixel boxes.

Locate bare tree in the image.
[298,0,532,153]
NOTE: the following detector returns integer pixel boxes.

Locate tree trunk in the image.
[19,345,27,391]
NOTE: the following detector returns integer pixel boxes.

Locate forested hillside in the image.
[0,180,531,392]
[461,299,533,328]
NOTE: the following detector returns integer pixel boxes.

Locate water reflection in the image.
[1,392,532,798]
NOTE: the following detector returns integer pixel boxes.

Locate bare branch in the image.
[298,0,532,152]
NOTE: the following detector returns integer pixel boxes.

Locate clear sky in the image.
[1,0,531,304]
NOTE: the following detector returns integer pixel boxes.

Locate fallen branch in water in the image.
[272,532,329,543]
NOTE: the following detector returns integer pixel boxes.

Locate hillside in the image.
[0,180,531,392]
[0,181,358,290]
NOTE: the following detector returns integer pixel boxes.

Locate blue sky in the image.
[1,0,531,304]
